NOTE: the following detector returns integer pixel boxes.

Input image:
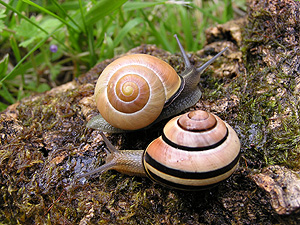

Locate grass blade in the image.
[0,54,9,79]
[9,36,21,62]
[85,0,128,26]
[113,17,144,48]
[0,83,15,104]
[0,31,54,83]
[123,1,165,11]
[22,0,81,32]
[191,3,223,24]
[50,0,82,31]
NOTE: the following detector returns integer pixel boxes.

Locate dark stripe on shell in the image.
[162,127,229,151]
[144,151,240,180]
[164,76,185,107]
[145,169,224,191]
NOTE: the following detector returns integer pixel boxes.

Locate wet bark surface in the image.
[0,0,300,224]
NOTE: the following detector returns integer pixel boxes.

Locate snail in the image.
[79,110,240,191]
[87,35,228,133]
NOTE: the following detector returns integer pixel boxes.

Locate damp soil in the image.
[1,0,300,224]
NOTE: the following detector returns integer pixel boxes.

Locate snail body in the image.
[79,110,240,191]
[87,35,228,132]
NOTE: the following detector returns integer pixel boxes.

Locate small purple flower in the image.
[50,44,58,53]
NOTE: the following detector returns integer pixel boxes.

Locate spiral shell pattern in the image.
[143,110,240,190]
[94,54,181,130]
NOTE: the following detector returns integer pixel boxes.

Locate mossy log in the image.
[0,0,299,224]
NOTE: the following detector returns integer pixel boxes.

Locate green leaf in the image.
[9,36,21,62]
[0,9,5,19]
[40,18,62,34]
[36,83,51,93]
[0,9,5,32]
[0,19,4,32]
[0,101,8,111]
[0,0,69,51]
[15,16,43,47]
[123,1,165,11]
[113,17,144,48]
[223,0,233,21]
[104,35,114,59]
[15,16,39,38]
[22,0,80,32]
[50,64,62,81]
[0,31,54,83]
[141,11,173,52]
[85,0,128,26]
[50,0,82,31]
[0,54,9,79]
[0,83,15,104]
[179,6,193,51]
[191,3,223,24]
[19,37,36,48]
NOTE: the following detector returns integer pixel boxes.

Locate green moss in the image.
[235,1,300,170]
[1,1,300,223]
[0,82,95,224]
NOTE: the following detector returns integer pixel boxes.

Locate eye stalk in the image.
[87,35,228,133]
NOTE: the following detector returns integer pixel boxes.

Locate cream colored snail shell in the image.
[87,35,228,133]
[144,110,240,190]
[94,54,182,130]
[78,110,240,191]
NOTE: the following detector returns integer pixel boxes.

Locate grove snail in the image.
[79,110,240,190]
[87,35,228,133]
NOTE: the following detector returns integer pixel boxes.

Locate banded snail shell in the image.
[94,54,182,130]
[143,110,240,190]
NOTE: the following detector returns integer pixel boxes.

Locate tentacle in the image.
[174,34,191,69]
[196,47,228,74]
